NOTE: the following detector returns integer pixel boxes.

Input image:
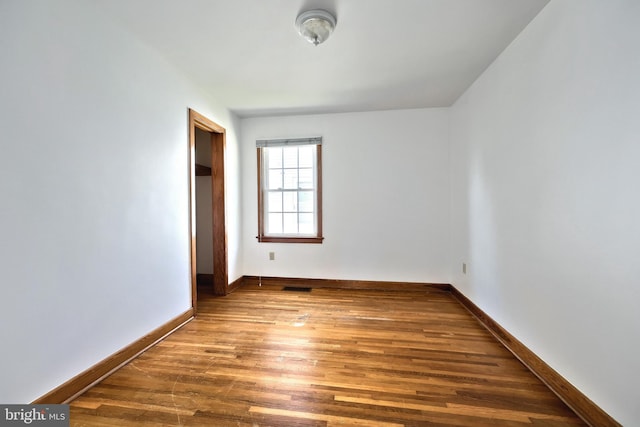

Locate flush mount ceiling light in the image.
[295,9,336,46]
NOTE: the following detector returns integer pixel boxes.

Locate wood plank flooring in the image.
[70,284,586,426]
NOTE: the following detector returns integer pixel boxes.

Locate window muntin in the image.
[257,138,323,243]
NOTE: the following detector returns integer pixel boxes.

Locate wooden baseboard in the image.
[227,276,244,293]
[242,275,451,292]
[450,286,620,427]
[33,308,194,404]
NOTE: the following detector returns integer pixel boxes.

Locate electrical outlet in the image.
[269,252,275,261]
[462,263,467,274]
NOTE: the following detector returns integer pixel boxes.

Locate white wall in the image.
[241,109,450,284]
[449,1,640,424]
[0,0,242,403]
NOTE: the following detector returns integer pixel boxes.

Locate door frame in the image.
[188,109,228,312]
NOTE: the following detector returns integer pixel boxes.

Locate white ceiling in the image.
[93,0,549,118]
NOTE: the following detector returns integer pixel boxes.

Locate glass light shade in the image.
[296,10,336,46]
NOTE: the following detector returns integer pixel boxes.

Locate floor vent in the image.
[282,286,312,292]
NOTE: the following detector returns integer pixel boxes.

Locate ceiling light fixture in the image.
[295,9,336,46]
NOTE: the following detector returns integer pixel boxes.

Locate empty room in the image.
[0,0,637,426]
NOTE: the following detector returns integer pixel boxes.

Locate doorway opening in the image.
[189,109,228,313]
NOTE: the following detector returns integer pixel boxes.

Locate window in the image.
[257,137,323,243]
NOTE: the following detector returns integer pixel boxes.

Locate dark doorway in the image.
[188,109,228,312]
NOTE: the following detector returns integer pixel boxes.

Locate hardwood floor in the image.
[70,284,585,426]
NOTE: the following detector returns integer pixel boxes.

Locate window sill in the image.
[257,236,324,244]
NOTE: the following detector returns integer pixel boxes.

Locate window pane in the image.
[268,213,282,234]
[258,143,321,241]
[299,168,313,189]
[283,147,298,168]
[283,192,297,212]
[298,191,313,212]
[299,213,314,234]
[283,169,298,189]
[283,213,298,234]
[268,147,282,169]
[268,169,282,190]
[267,192,282,213]
[299,146,313,168]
